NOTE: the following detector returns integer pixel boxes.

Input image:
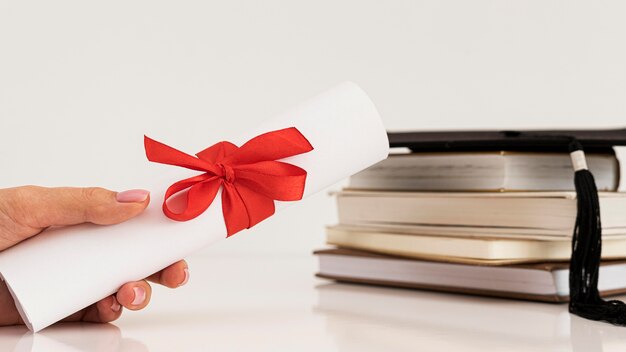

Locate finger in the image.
[3,186,150,230]
[76,295,123,324]
[147,260,189,288]
[0,281,24,326]
[116,280,152,311]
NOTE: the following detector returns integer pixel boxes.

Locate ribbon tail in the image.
[221,183,276,236]
[236,184,276,227]
[145,135,222,174]
[221,183,251,236]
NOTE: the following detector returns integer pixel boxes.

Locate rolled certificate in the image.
[0,82,389,332]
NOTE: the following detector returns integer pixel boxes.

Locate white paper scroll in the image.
[0,82,389,332]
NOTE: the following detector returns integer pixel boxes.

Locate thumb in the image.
[1,186,150,231]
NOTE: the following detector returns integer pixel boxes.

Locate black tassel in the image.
[568,141,626,324]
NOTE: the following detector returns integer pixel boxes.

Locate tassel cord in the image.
[568,142,626,325]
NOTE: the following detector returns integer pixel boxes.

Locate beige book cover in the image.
[326,226,626,265]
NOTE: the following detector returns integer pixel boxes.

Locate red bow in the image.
[144,127,314,236]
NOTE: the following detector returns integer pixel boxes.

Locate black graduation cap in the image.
[388,128,626,325]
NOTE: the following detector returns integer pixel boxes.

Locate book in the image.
[348,151,620,192]
[335,190,626,234]
[325,226,626,264]
[320,128,626,325]
[315,248,626,302]
[332,223,626,241]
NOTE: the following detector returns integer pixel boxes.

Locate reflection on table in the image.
[3,254,626,351]
[314,282,626,352]
[0,323,146,352]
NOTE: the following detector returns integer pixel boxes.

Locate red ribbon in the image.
[144,127,314,236]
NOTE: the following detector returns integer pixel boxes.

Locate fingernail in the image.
[116,189,150,203]
[132,287,146,306]
[111,299,121,312]
[180,268,190,287]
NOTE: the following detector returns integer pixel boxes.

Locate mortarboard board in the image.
[388,128,626,326]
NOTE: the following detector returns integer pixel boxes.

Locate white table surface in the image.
[2,253,626,352]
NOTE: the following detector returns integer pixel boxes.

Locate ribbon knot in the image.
[218,163,235,183]
[144,127,314,236]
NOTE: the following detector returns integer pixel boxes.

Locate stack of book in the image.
[316,132,626,302]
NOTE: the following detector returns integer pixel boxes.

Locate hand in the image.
[0,186,189,327]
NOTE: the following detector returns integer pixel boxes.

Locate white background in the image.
[1,0,625,257]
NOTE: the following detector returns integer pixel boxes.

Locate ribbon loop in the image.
[144,127,314,236]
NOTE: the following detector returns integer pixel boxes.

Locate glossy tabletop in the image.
[1,253,626,352]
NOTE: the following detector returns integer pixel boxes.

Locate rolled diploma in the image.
[0,82,389,332]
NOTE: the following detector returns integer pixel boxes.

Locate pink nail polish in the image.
[116,189,150,203]
[180,268,190,287]
[132,287,146,306]
[111,299,121,312]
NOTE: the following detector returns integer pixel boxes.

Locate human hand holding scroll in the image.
[0,186,189,327]
[0,82,389,331]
